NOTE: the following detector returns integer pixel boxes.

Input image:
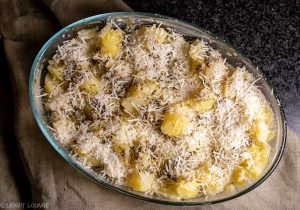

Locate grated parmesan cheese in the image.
[42,22,275,200]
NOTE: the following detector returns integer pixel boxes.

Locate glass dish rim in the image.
[29,12,287,206]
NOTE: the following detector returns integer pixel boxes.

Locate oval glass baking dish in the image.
[29,12,286,206]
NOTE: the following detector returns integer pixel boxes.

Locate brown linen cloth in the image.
[0,0,299,209]
[0,54,22,205]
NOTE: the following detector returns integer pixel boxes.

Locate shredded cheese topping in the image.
[41,22,275,200]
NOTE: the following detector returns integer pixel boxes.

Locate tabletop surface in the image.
[125,0,300,134]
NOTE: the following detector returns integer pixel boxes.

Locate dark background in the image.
[124,0,300,134]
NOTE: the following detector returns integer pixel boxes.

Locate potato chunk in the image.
[204,59,228,95]
[138,25,169,44]
[52,118,74,146]
[231,166,251,186]
[44,73,60,94]
[250,107,274,142]
[224,184,236,192]
[184,88,216,114]
[72,146,101,167]
[175,180,200,199]
[157,182,181,200]
[161,110,189,137]
[186,97,216,113]
[121,80,161,114]
[121,95,144,115]
[189,40,209,69]
[232,141,270,185]
[47,60,65,81]
[158,180,200,200]
[196,163,227,196]
[161,103,193,137]
[78,28,97,40]
[126,172,153,192]
[161,89,215,137]
[247,141,271,178]
[99,25,123,58]
[252,120,273,142]
[80,73,102,94]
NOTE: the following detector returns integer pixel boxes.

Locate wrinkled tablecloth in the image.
[0,0,299,209]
